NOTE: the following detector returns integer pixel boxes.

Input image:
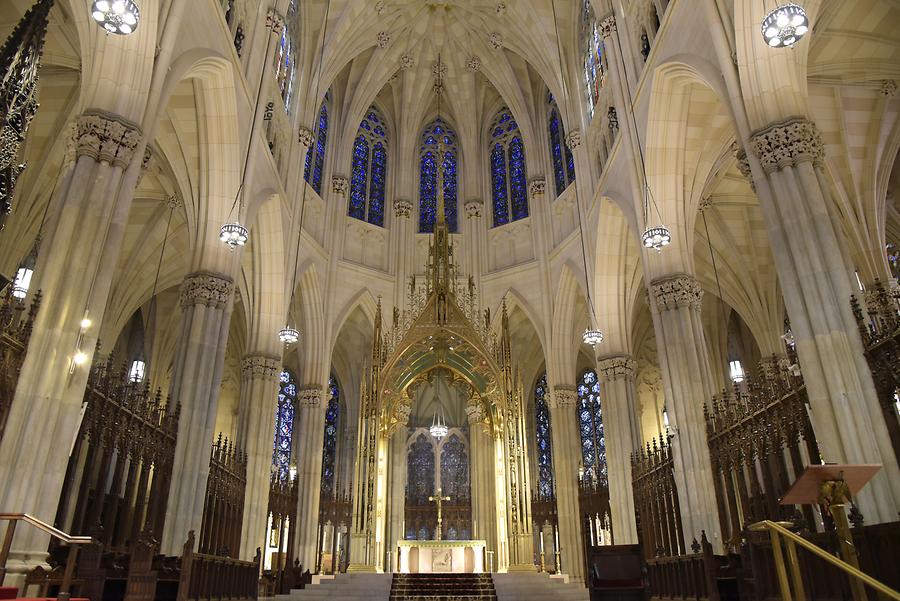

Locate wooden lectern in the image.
[781,464,881,601]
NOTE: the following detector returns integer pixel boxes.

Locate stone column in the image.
[548,387,585,581]
[236,354,281,560]
[386,423,408,567]
[293,385,326,571]
[392,199,414,302]
[0,111,142,577]
[648,274,722,550]
[746,119,900,520]
[463,199,485,280]
[596,355,640,544]
[162,271,236,555]
[466,403,497,557]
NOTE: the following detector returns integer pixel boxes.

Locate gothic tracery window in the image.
[349,107,388,227]
[581,0,606,118]
[439,434,469,500]
[489,108,528,227]
[407,433,435,505]
[304,102,328,194]
[273,370,297,481]
[577,369,606,484]
[273,22,295,109]
[320,375,340,498]
[534,373,554,498]
[547,95,576,196]
[419,118,458,233]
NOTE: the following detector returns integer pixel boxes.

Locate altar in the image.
[397,540,486,574]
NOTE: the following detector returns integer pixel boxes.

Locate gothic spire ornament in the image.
[0,0,54,232]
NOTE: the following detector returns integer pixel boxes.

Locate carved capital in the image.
[377,31,391,48]
[465,403,484,424]
[73,111,143,168]
[266,9,284,34]
[750,117,824,174]
[179,271,234,309]
[565,129,582,150]
[649,274,703,312]
[394,199,412,218]
[395,402,411,425]
[241,354,280,379]
[464,199,483,219]
[732,142,754,189]
[529,179,546,197]
[298,387,323,408]
[552,386,578,407]
[332,176,349,196]
[600,13,617,38]
[297,126,314,148]
[466,56,481,72]
[597,355,636,382]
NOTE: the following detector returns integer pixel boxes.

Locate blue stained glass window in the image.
[534,373,554,499]
[347,106,388,227]
[407,433,435,505]
[440,434,469,500]
[547,98,576,196]
[304,102,328,194]
[320,374,341,498]
[273,370,297,481]
[419,118,458,233]
[577,369,607,484]
[581,0,606,119]
[488,108,528,227]
[349,136,369,221]
[274,25,295,109]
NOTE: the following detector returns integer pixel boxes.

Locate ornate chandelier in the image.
[278,326,300,345]
[583,328,604,346]
[429,407,448,439]
[642,225,671,252]
[91,0,140,35]
[761,4,808,48]
[219,221,248,248]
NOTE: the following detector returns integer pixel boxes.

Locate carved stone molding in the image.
[496,3,507,15]
[750,117,824,174]
[179,271,234,309]
[732,142,754,190]
[464,199,483,219]
[597,355,637,382]
[377,31,391,48]
[266,9,284,34]
[400,54,415,70]
[465,403,484,424]
[565,129,582,150]
[599,13,617,38]
[466,56,481,72]
[489,32,503,50]
[298,387,323,407]
[553,386,578,407]
[394,199,412,218]
[241,354,280,379]
[880,80,897,97]
[332,176,349,196]
[649,274,703,312]
[529,179,546,197]
[395,402,411,425]
[73,111,143,168]
[165,194,181,209]
[374,0,387,14]
[297,126,314,147]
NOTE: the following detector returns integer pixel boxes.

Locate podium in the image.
[779,464,881,601]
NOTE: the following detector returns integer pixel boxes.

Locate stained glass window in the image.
[534,373,554,499]
[577,369,606,484]
[440,434,469,500]
[348,107,388,226]
[888,242,899,278]
[547,95,576,196]
[581,0,606,119]
[407,433,435,505]
[273,370,297,481]
[320,375,340,498]
[304,102,328,194]
[273,23,295,109]
[419,118,458,233]
[488,108,528,227]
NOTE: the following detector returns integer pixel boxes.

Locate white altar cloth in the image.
[397,540,486,573]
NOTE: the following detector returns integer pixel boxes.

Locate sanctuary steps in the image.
[492,573,590,601]
[390,573,496,600]
[269,573,391,601]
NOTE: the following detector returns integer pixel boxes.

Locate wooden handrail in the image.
[749,520,900,601]
[0,514,94,601]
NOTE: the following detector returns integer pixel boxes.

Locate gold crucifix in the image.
[428,487,451,541]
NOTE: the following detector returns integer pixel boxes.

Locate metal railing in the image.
[0,513,93,601]
[748,520,900,601]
